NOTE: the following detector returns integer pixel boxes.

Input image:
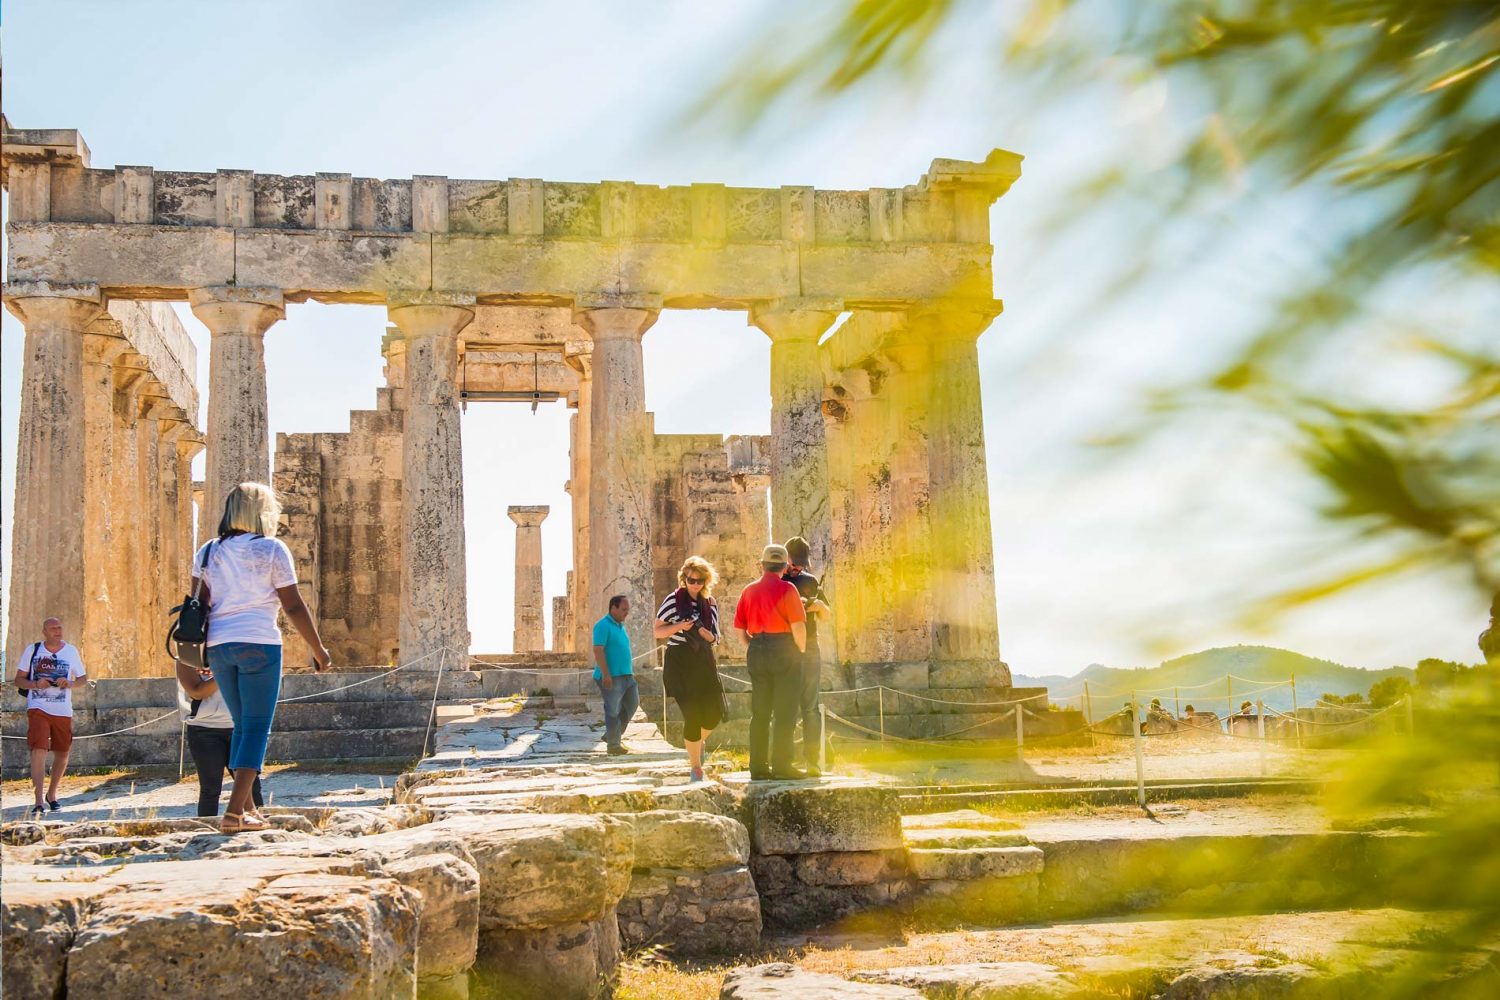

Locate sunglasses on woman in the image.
[685,576,704,585]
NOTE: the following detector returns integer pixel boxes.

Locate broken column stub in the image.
[574,298,659,657]
[508,505,550,653]
[389,291,475,671]
[189,285,285,526]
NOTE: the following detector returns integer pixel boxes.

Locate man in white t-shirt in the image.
[13,616,88,817]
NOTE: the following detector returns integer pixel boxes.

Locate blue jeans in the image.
[596,675,639,750]
[209,642,282,772]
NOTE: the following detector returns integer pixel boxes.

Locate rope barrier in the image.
[0,708,181,742]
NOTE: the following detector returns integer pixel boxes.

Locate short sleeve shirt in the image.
[592,614,634,679]
[193,534,298,646]
[782,569,826,647]
[18,643,86,718]
[733,573,807,635]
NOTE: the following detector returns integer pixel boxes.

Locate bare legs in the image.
[686,730,713,779]
[30,748,69,808]
[225,768,260,818]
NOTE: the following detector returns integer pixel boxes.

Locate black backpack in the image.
[17,642,41,701]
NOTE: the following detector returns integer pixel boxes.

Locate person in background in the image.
[175,661,264,818]
[593,595,638,756]
[194,482,330,833]
[654,556,724,782]
[734,544,807,780]
[781,536,831,776]
[13,617,86,818]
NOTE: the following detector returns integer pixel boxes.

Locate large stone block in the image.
[7,221,235,290]
[927,660,1015,689]
[907,845,1044,881]
[618,865,761,955]
[627,810,750,870]
[720,962,922,998]
[234,229,432,300]
[792,849,908,887]
[0,878,110,999]
[439,813,634,930]
[746,783,902,855]
[849,661,930,693]
[383,852,480,980]
[473,911,620,1000]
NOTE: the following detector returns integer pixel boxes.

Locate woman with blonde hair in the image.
[193,482,330,832]
[653,556,724,781]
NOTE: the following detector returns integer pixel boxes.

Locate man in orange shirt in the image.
[733,544,808,780]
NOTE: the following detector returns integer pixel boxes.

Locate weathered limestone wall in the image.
[274,388,404,668]
[651,432,771,663]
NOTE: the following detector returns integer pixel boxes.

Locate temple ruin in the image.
[2,124,1022,705]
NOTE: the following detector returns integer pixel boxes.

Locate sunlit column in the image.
[509,506,550,652]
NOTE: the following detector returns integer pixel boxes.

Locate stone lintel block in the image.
[412,175,449,233]
[233,229,430,299]
[746,783,902,856]
[113,165,154,224]
[869,188,905,242]
[315,172,354,230]
[780,185,815,244]
[926,661,1014,689]
[626,810,750,870]
[599,181,636,238]
[432,233,616,300]
[214,169,255,227]
[7,161,52,222]
[0,127,91,173]
[8,222,234,293]
[907,845,1044,881]
[690,182,727,242]
[800,243,993,303]
[922,147,1025,199]
[507,178,545,235]
[618,240,800,307]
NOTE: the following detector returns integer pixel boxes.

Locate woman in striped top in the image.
[653,556,724,782]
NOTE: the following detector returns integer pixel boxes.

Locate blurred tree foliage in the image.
[702,0,1499,641]
[1368,673,1412,706]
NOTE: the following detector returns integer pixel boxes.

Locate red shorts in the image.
[26,709,73,753]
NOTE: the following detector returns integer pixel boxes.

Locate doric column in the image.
[552,595,571,653]
[564,341,593,655]
[189,286,285,527]
[575,300,658,656]
[909,302,1004,668]
[110,359,149,675]
[136,393,171,674]
[750,299,841,576]
[388,292,475,669]
[508,505,549,653]
[2,283,107,671]
[81,329,131,676]
[173,434,205,603]
[158,417,197,625]
[883,334,936,663]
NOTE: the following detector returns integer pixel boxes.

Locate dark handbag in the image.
[17,642,39,700]
[166,540,215,670]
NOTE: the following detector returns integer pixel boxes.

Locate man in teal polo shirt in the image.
[592,595,637,755]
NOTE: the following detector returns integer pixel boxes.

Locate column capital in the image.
[189,286,286,337]
[388,292,476,340]
[3,282,106,328]
[563,338,594,375]
[508,505,550,527]
[138,392,174,420]
[906,298,1003,343]
[749,298,843,343]
[82,330,132,366]
[573,304,658,341]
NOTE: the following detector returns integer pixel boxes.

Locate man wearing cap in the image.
[733,544,808,780]
[783,536,832,776]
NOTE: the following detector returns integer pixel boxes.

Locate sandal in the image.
[47,799,61,811]
[220,811,269,834]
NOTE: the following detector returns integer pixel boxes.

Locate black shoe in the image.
[607,745,629,756]
[30,805,46,819]
[749,769,773,781]
[770,767,808,780]
[47,799,60,812]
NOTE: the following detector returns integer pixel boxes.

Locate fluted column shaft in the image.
[81,332,130,675]
[576,306,658,656]
[190,287,284,528]
[389,295,475,669]
[3,284,107,670]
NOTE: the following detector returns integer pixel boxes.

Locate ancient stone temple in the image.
[2,124,1023,700]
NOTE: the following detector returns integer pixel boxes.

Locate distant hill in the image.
[1013,645,1413,715]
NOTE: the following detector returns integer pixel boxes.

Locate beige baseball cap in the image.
[760,544,790,567]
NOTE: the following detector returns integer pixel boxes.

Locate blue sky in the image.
[2,0,1489,672]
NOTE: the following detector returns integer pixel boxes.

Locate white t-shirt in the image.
[192,534,298,647]
[177,683,234,728]
[17,642,87,718]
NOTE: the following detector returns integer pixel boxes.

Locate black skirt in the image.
[663,637,724,730]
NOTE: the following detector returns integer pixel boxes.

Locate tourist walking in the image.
[654,557,724,782]
[194,482,330,833]
[593,595,639,755]
[782,536,831,776]
[734,544,807,780]
[174,661,264,818]
[13,617,86,818]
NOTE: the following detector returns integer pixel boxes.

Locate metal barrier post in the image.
[1227,675,1233,715]
[1290,674,1302,748]
[1256,697,1267,777]
[1084,681,1095,749]
[1015,704,1024,753]
[1173,686,1180,721]
[819,703,828,772]
[878,687,885,743]
[1131,692,1146,809]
